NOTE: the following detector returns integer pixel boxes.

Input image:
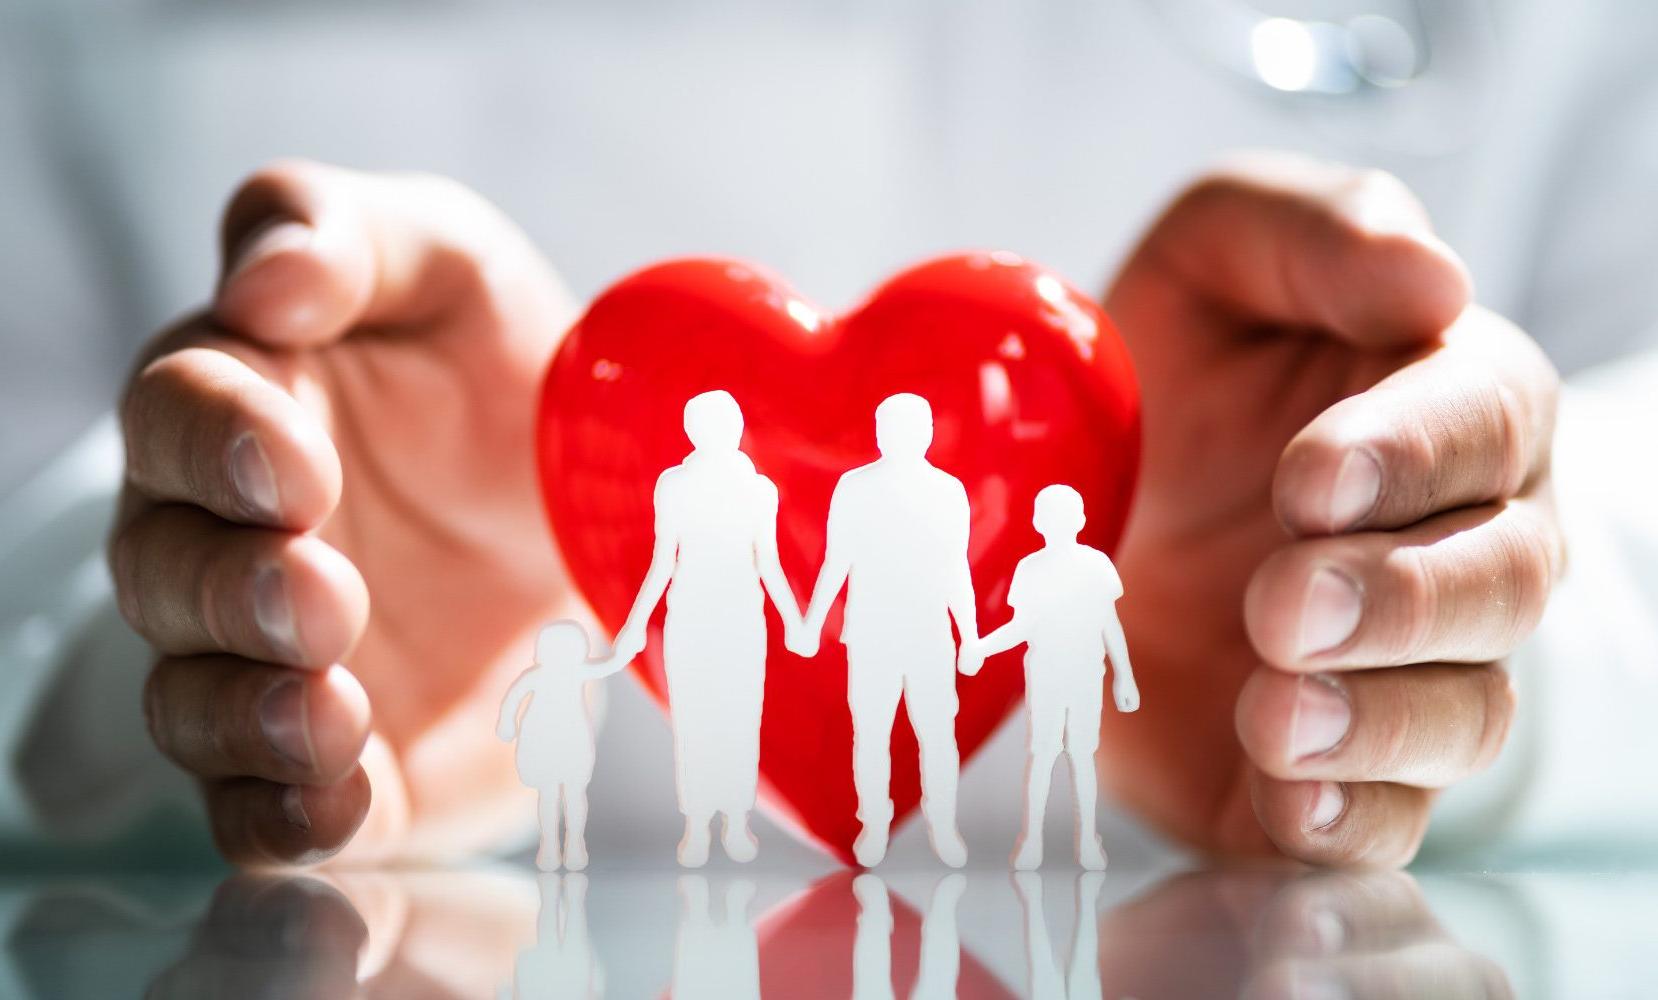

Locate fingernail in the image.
[259,679,315,769]
[1298,567,1362,658]
[1305,782,1346,832]
[222,218,312,291]
[1290,675,1351,760]
[254,564,303,662]
[280,785,311,831]
[230,432,280,521]
[1327,448,1380,532]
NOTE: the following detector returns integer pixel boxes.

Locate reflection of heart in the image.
[756,873,1015,998]
[538,253,1138,864]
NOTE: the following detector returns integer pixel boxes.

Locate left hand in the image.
[1103,153,1562,866]
[957,638,985,677]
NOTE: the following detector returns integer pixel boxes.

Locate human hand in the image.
[1102,153,1560,867]
[496,720,517,743]
[111,160,580,866]
[957,638,985,676]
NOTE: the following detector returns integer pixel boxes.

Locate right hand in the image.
[111,160,581,866]
[956,638,985,676]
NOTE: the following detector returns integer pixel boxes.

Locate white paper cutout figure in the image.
[610,390,802,867]
[851,873,966,1000]
[672,876,761,1000]
[790,394,977,869]
[498,621,625,871]
[1013,871,1104,1000]
[959,484,1140,871]
[509,873,604,999]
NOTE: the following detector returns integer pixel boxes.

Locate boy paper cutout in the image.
[960,485,1140,871]
[498,620,625,872]
[790,393,977,870]
[611,390,803,867]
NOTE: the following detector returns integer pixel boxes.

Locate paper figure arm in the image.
[496,669,536,741]
[793,483,852,657]
[945,483,979,647]
[612,475,679,663]
[754,479,803,632]
[1103,608,1139,712]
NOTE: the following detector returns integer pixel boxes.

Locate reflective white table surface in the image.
[3,862,1652,999]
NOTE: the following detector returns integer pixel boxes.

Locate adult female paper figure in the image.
[610,390,802,866]
[497,620,625,872]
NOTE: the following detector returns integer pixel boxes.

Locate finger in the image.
[1244,943,1514,1000]
[1251,773,1432,868]
[214,158,554,348]
[119,343,340,528]
[1236,663,1516,787]
[1251,870,1436,959]
[147,877,367,1000]
[1274,305,1560,534]
[1114,151,1472,347]
[145,658,371,784]
[207,765,373,868]
[1245,499,1562,670]
[111,505,367,664]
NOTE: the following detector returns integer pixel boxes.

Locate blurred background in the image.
[2,0,1655,500]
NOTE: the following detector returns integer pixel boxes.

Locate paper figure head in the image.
[684,390,744,452]
[874,393,933,458]
[535,619,592,667]
[1033,483,1085,541]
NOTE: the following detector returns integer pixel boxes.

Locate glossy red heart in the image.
[537,252,1139,865]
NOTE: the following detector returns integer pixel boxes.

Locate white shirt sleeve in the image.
[1428,349,1658,858]
[0,417,205,857]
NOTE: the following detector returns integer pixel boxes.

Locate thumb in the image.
[1110,151,1473,349]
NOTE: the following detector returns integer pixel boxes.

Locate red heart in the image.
[537,253,1139,865]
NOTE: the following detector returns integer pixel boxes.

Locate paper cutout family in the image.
[498,390,1139,872]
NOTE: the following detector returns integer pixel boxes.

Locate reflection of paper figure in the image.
[852,874,967,1000]
[611,391,802,867]
[962,485,1139,870]
[1014,872,1103,1000]
[512,874,603,999]
[756,873,1015,999]
[672,876,760,1000]
[497,621,624,871]
[792,394,977,868]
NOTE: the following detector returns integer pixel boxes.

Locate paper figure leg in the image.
[537,788,564,871]
[563,782,590,872]
[1066,702,1107,871]
[848,656,904,867]
[904,663,966,868]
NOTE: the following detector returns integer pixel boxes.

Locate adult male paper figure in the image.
[789,393,977,869]
[611,390,802,867]
[960,485,1140,871]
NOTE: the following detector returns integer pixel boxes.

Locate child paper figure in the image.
[790,393,977,869]
[610,390,802,867]
[497,620,624,871]
[959,485,1140,871]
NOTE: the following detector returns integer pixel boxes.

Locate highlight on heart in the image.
[512,254,1143,870]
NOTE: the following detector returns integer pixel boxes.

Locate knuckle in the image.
[1469,664,1518,773]
[1488,511,1556,644]
[1385,545,1440,664]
